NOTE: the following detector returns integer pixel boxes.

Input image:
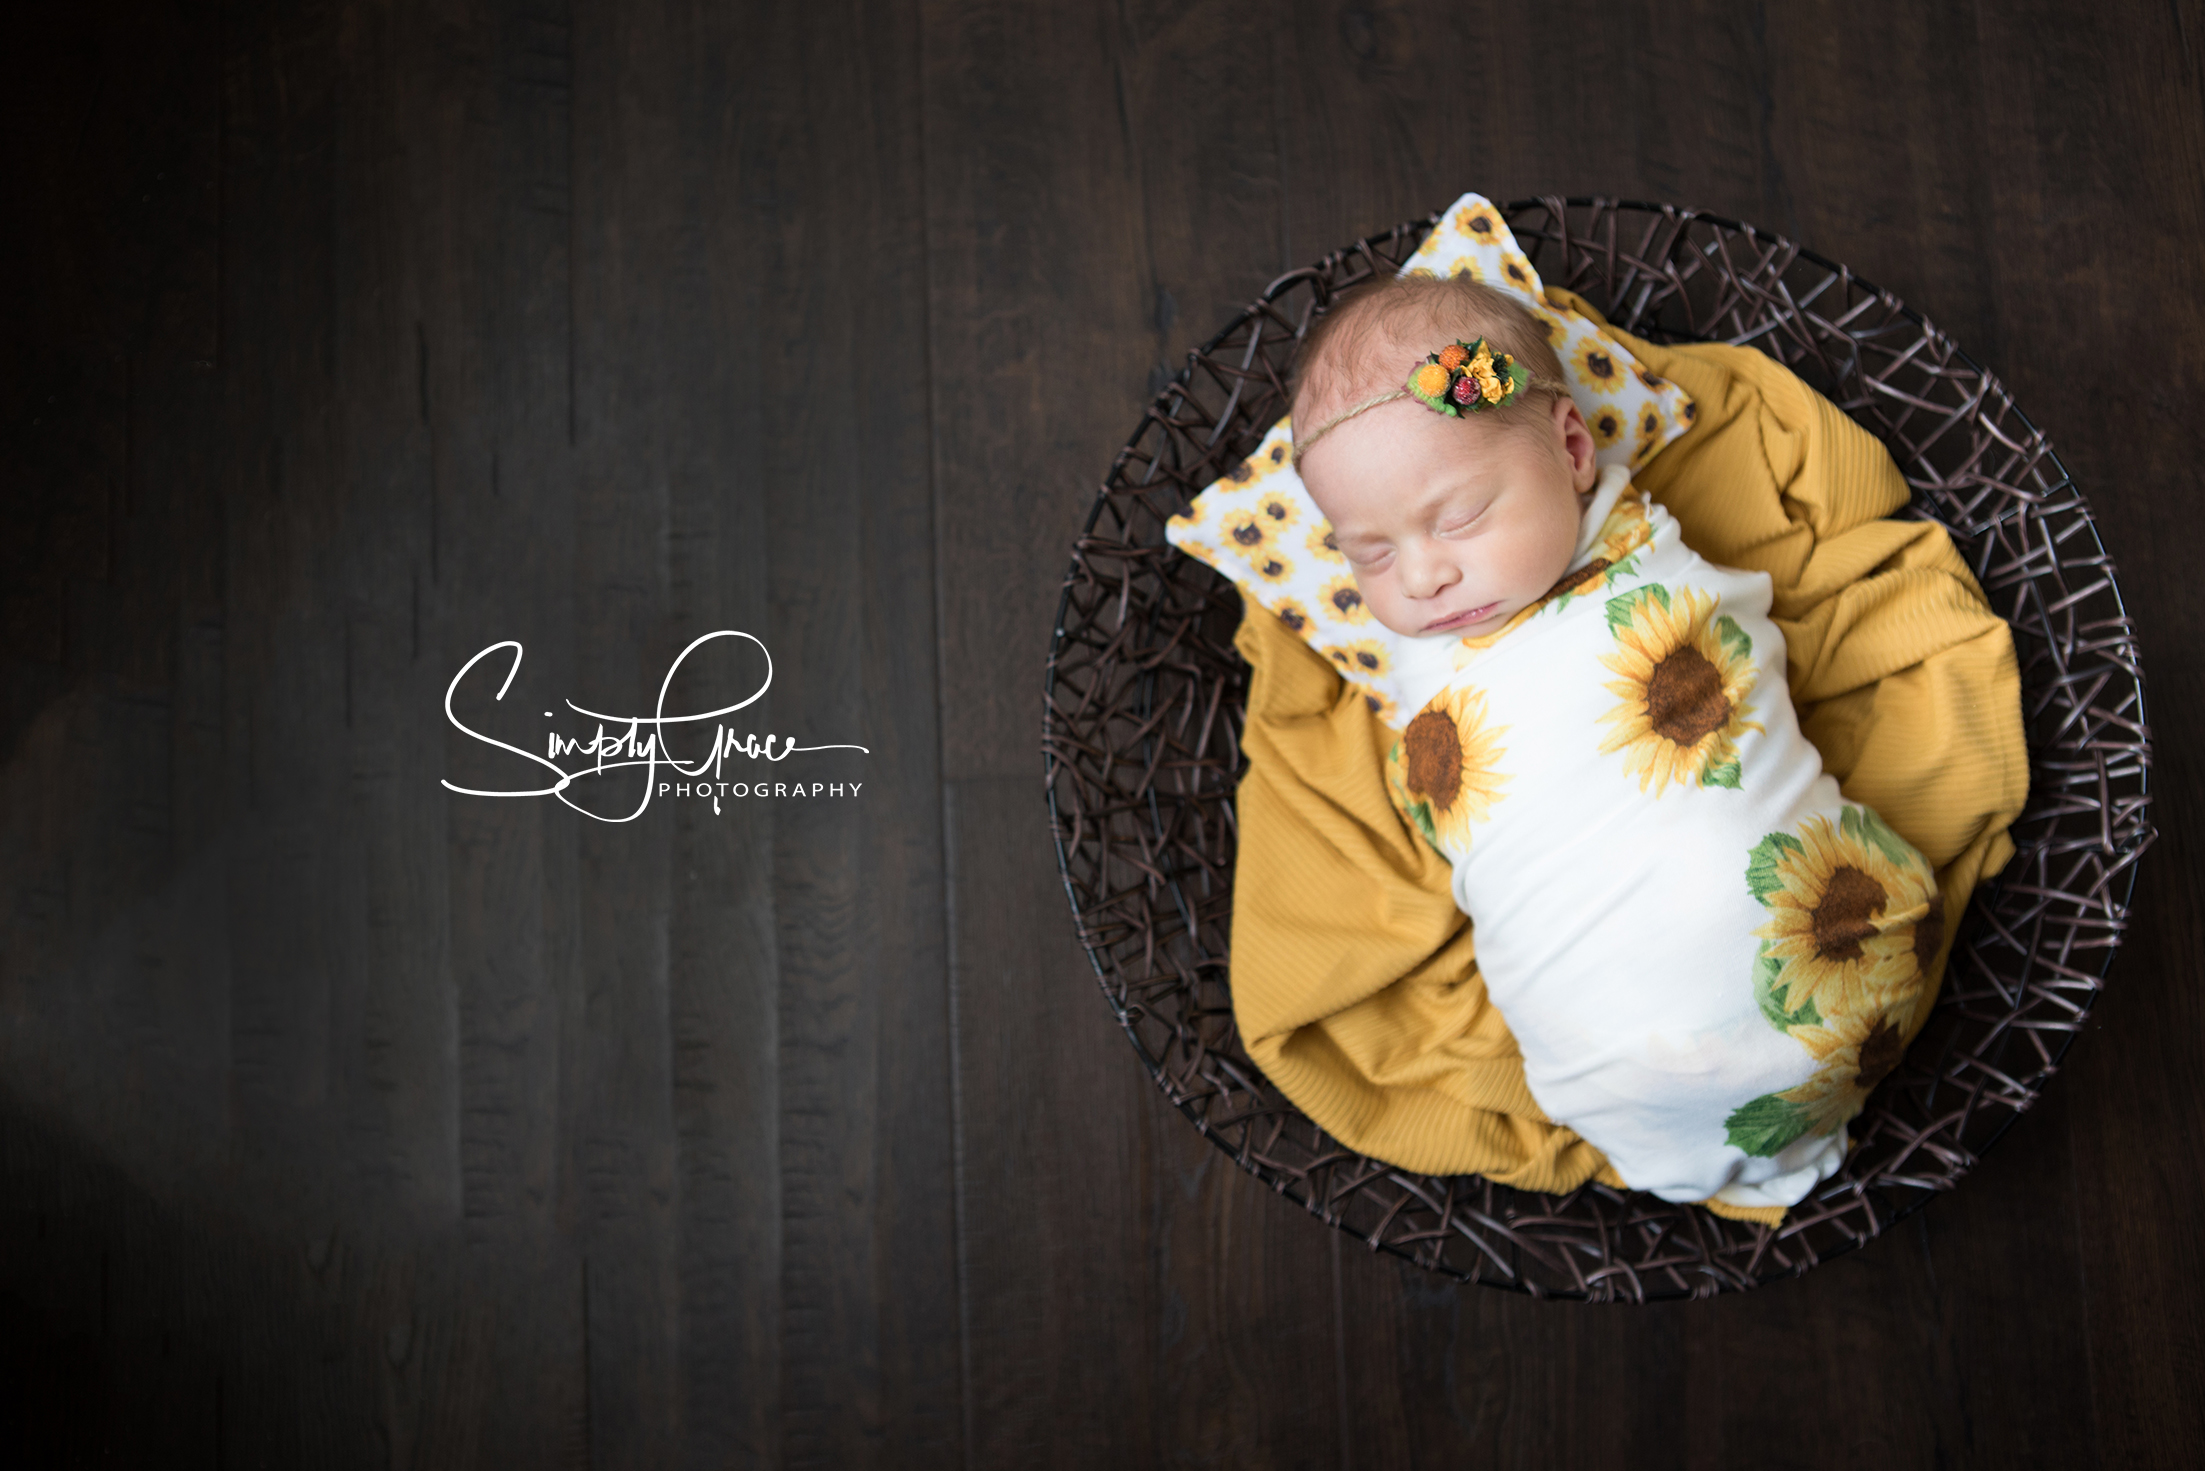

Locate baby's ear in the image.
[1555,396,1599,491]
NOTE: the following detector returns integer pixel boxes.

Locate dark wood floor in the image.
[4,1,2201,1465]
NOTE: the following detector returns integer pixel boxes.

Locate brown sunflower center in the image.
[1912,892,1945,975]
[1811,865,1888,962]
[1403,710,1464,812]
[1330,585,1363,616]
[1587,351,1613,379]
[1231,521,1264,546]
[1545,557,1612,599]
[1854,1020,1906,1094]
[1645,645,1730,746]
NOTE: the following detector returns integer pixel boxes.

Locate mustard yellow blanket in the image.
[1228,310,2028,1210]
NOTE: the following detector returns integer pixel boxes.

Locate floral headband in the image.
[1292,338,1532,466]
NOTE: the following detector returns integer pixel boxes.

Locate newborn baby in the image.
[1288,276,1942,1209]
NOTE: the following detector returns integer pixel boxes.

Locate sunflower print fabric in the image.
[1596,584,1763,795]
[1386,683,1512,852]
[1157,195,1937,1213]
[1348,468,1938,1211]
[1746,806,1941,1022]
[1721,806,1942,1158]
[1163,191,1695,725]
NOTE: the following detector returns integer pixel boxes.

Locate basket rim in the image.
[1042,194,2155,1299]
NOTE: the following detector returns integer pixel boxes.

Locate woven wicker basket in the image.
[1043,198,2155,1301]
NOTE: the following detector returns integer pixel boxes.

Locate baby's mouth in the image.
[1424,601,1502,633]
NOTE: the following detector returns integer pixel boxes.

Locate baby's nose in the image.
[1403,547,1462,599]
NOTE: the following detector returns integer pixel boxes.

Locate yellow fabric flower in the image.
[1254,490,1300,531]
[1587,402,1629,449]
[1317,574,1372,624]
[1778,1007,1911,1139]
[1572,338,1628,393]
[1594,488,1653,561]
[1324,639,1394,679]
[1224,439,1290,487]
[1748,808,1940,1022]
[1221,510,1271,554]
[1391,682,1512,850]
[1596,584,1763,797]
[1457,202,1506,246]
[1498,250,1541,298]
[1175,537,1223,571]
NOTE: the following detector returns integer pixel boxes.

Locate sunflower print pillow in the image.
[1165,191,1695,726]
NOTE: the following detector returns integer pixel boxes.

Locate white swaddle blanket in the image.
[1358,463,1942,1208]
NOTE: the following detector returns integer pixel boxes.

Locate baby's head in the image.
[1291,275,1598,638]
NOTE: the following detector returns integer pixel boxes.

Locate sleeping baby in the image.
[1274,275,1943,1209]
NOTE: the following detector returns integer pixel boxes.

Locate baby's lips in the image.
[1424,601,1501,633]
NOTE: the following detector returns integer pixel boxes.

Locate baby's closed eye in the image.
[1437,500,1493,536]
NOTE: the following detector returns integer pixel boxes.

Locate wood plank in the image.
[945,776,1166,1466]
[742,3,961,1466]
[924,1,1352,1463]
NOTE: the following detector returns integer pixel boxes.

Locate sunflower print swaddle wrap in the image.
[1377,465,1940,1209]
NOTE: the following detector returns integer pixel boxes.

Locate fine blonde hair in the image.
[1290,275,1569,457]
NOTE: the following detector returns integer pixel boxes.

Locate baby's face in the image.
[1299,395,1599,639]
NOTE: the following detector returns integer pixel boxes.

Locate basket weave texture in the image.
[1042,198,2155,1301]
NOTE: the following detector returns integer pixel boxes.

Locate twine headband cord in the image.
[1292,337,1536,467]
[1290,390,1409,467]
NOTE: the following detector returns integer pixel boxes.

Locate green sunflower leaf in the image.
[1701,759,1743,790]
[1725,1092,1813,1157]
[1851,804,1917,868]
[1753,949,1824,1031]
[1610,552,1641,581]
[1603,583,1670,632]
[1752,947,1791,1030]
[1744,830,1805,905]
[1716,614,1753,661]
[1408,800,1441,854]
